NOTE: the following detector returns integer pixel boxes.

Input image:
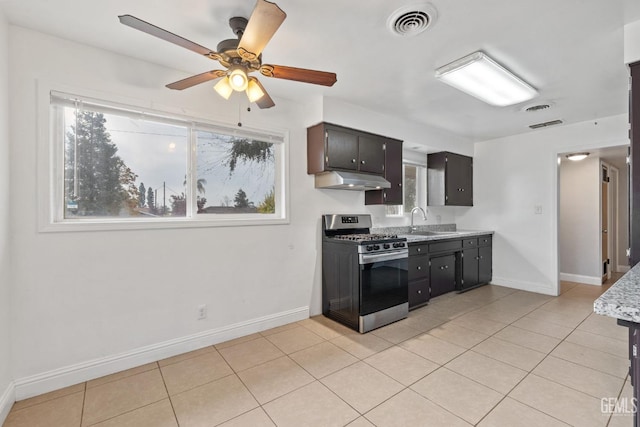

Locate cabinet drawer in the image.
[409,278,429,309]
[408,254,429,280]
[429,240,462,253]
[478,235,492,247]
[409,244,429,256]
[462,238,478,248]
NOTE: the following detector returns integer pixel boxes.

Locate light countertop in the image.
[594,262,640,323]
[399,230,494,243]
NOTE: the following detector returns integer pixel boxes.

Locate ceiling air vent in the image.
[525,104,550,112]
[529,119,564,129]
[388,3,438,36]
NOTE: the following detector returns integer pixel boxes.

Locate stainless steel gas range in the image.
[321,214,409,333]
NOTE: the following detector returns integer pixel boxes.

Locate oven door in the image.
[359,250,408,316]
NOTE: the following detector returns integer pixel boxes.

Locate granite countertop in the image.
[594,262,640,323]
[399,229,495,243]
[371,224,494,243]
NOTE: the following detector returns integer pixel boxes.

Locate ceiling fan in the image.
[118,0,337,109]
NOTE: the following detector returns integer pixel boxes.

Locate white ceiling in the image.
[0,0,638,142]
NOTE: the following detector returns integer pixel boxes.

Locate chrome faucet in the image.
[410,207,427,232]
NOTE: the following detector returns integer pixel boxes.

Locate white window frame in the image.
[37,82,289,232]
[386,160,428,217]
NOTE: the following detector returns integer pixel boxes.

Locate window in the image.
[45,91,287,230]
[386,162,427,216]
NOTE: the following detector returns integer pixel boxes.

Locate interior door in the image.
[602,164,609,283]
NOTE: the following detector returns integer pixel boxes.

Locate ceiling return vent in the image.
[388,3,438,36]
[529,119,564,129]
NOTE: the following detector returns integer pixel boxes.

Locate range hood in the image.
[314,171,391,190]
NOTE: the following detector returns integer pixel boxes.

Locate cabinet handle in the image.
[361,160,366,165]
[476,256,480,260]
[417,248,421,252]
[351,159,356,163]
[399,183,402,187]
[440,266,444,270]
[461,188,465,192]
[417,290,422,294]
[445,265,449,269]
[479,256,483,259]
[417,266,421,270]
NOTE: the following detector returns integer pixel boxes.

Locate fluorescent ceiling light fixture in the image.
[435,51,537,106]
[566,152,590,161]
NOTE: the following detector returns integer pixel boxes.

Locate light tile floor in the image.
[4,275,634,427]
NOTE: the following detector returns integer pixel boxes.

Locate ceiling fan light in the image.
[213,77,233,99]
[246,78,265,102]
[228,66,249,91]
[435,51,537,106]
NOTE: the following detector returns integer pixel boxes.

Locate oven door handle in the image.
[359,250,408,265]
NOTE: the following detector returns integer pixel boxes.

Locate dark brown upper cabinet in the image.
[365,138,403,205]
[307,122,391,176]
[427,151,473,206]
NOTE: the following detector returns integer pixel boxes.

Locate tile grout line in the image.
[157,362,181,427]
[79,382,86,427]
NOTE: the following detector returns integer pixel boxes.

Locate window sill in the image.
[39,216,290,233]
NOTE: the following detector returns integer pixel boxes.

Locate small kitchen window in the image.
[386,162,427,216]
[43,90,288,231]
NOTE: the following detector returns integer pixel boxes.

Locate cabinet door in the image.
[409,278,429,309]
[357,135,386,175]
[326,128,358,171]
[461,248,479,291]
[364,139,403,205]
[430,254,456,298]
[383,140,403,204]
[445,153,473,206]
[478,245,492,284]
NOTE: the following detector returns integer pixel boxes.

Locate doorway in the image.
[558,146,629,289]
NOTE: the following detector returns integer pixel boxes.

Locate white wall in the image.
[625,19,640,64]
[558,156,601,283]
[0,8,14,424]
[7,25,470,398]
[457,115,628,295]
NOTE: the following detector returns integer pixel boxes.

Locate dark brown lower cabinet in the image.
[430,254,456,297]
[460,237,492,292]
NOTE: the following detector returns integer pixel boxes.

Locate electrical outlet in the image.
[197,304,207,320]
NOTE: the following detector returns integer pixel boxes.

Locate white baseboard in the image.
[14,306,309,401]
[617,265,631,273]
[559,273,602,286]
[491,276,558,296]
[0,381,15,426]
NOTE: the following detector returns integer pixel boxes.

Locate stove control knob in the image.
[383,243,390,249]
[366,245,374,251]
[373,245,380,250]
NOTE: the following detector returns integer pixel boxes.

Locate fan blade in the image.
[253,79,275,109]
[260,64,337,86]
[237,0,286,61]
[166,70,227,90]
[118,15,220,60]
